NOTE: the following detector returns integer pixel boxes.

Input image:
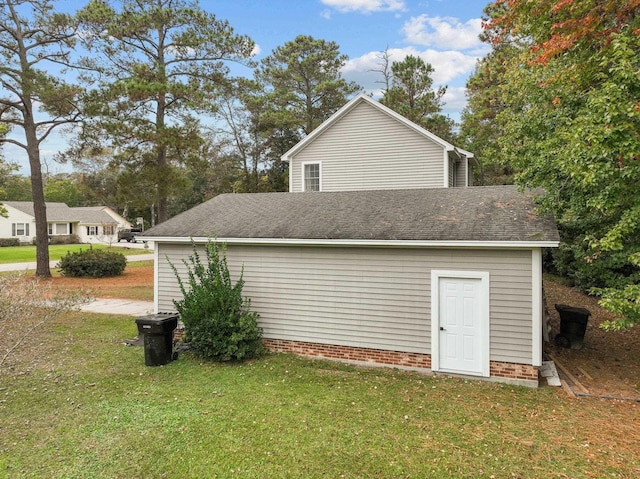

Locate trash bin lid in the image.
[135,314,179,333]
[135,313,180,325]
[554,304,591,317]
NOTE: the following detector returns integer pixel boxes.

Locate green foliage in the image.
[380,55,453,141]
[478,1,640,327]
[0,157,14,216]
[57,248,127,277]
[257,35,361,137]
[594,284,640,331]
[44,176,85,206]
[171,240,263,361]
[592,253,640,331]
[0,238,19,247]
[0,173,32,201]
[459,43,520,185]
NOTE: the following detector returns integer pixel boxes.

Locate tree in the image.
[0,0,81,277]
[77,0,255,223]
[44,174,84,206]
[0,172,31,201]
[215,79,269,193]
[483,0,640,328]
[257,35,361,140]
[459,42,520,185]
[0,157,12,217]
[380,55,454,142]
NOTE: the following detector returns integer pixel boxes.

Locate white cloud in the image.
[320,0,405,14]
[251,43,262,56]
[402,15,484,50]
[342,47,481,121]
[440,86,468,117]
[343,47,479,87]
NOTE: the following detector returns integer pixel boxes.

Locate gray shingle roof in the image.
[4,202,117,224]
[142,186,559,244]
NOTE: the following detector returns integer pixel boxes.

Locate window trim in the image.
[12,223,29,237]
[49,223,70,235]
[301,161,322,192]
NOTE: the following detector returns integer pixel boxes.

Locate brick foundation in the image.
[263,338,539,385]
[263,338,431,369]
[490,361,539,382]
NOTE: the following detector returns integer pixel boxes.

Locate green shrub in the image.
[0,238,19,247]
[57,248,127,277]
[170,240,263,362]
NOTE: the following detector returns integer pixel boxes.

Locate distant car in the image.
[117,228,142,242]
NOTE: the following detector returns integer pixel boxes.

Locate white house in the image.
[0,201,131,244]
[142,95,559,387]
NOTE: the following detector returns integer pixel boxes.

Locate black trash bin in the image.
[554,304,590,350]
[135,313,179,366]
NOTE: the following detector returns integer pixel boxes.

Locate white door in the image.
[433,272,489,376]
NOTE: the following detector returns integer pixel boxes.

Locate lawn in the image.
[0,310,638,478]
[0,244,152,264]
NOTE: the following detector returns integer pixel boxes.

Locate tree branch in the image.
[0,137,27,150]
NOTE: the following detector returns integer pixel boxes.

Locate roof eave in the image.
[143,236,559,249]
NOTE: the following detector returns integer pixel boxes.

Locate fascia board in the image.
[143,236,559,249]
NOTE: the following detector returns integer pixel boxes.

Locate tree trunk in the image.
[156,145,168,223]
[25,125,51,278]
[10,0,50,277]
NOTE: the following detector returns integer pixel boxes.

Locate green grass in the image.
[0,244,152,264]
[0,313,638,478]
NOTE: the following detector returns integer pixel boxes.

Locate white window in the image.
[103,225,115,235]
[12,223,29,236]
[87,226,98,235]
[49,223,69,235]
[302,162,321,192]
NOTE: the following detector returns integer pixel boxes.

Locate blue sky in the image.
[213,0,489,115]
[6,0,489,175]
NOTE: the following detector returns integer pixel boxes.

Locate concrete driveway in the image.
[80,298,154,316]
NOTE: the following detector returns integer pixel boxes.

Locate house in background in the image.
[0,201,131,244]
[142,95,559,387]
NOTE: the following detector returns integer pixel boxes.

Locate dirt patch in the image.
[44,266,154,301]
[544,279,640,400]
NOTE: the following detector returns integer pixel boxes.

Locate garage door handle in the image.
[440,327,446,331]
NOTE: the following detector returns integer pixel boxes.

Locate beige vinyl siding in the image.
[448,158,455,187]
[157,244,533,365]
[455,158,468,187]
[290,101,445,192]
